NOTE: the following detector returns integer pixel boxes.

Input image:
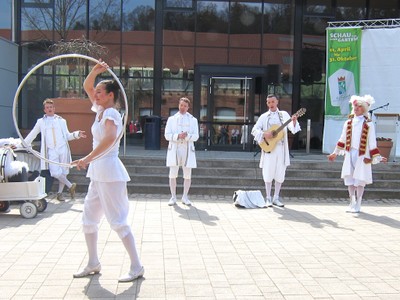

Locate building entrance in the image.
[198,76,253,151]
[193,65,272,151]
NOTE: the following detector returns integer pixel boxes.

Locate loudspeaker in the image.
[266,65,281,85]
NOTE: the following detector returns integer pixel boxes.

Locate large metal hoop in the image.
[12,54,128,168]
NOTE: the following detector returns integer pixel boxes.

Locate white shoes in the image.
[265,197,273,207]
[168,196,192,206]
[118,266,145,282]
[73,263,144,282]
[354,198,362,213]
[272,197,284,207]
[73,263,101,278]
[346,196,357,213]
[181,195,192,206]
[168,197,177,206]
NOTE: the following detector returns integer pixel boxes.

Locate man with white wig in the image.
[327,95,387,213]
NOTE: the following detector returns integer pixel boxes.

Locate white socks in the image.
[55,174,72,193]
[183,179,191,197]
[265,182,272,199]
[273,182,282,199]
[169,178,177,198]
[122,232,142,273]
[85,232,100,267]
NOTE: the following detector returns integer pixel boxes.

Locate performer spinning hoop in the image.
[12,54,128,168]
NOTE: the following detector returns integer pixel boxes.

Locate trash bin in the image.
[144,115,161,150]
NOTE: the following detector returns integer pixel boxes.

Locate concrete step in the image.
[66,155,400,200]
[70,181,398,200]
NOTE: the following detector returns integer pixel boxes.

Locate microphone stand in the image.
[369,103,389,117]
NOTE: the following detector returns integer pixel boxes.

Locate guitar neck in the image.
[273,119,292,135]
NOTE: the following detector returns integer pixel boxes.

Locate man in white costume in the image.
[327,95,387,213]
[24,99,86,200]
[165,97,199,206]
[252,94,301,207]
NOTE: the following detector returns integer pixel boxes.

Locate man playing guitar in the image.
[251,94,302,208]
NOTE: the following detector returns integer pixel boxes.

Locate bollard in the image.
[306,119,311,153]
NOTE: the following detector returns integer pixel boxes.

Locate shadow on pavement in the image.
[355,212,400,229]
[273,206,354,231]
[83,273,144,298]
[174,204,219,226]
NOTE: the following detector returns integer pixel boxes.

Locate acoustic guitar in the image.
[258,108,306,153]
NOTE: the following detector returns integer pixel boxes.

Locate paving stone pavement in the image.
[1,193,400,300]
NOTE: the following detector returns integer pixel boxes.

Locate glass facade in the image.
[1,0,399,151]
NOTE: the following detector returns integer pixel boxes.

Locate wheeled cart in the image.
[0,147,48,218]
[0,176,47,218]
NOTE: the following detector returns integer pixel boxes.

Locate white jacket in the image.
[252,109,301,167]
[24,114,79,170]
[164,112,199,168]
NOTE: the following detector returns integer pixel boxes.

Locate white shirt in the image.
[350,115,365,150]
[44,116,66,149]
[177,113,191,135]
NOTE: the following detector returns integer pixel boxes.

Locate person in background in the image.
[134,119,141,133]
[231,127,240,144]
[164,97,199,206]
[251,94,301,208]
[72,60,144,282]
[327,95,387,213]
[24,99,85,200]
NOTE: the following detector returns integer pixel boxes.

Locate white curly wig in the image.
[349,94,375,116]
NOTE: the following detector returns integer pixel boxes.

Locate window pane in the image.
[196,1,229,47]
[165,0,194,9]
[123,0,155,45]
[196,47,228,64]
[336,0,366,21]
[123,0,155,31]
[22,75,54,128]
[230,2,262,48]
[120,74,153,126]
[306,0,333,15]
[21,7,52,41]
[163,12,195,45]
[264,0,293,35]
[0,0,12,40]
[228,48,260,65]
[103,44,122,71]
[122,45,154,68]
[303,17,329,35]
[55,2,86,41]
[163,46,194,72]
[369,0,399,19]
[20,44,49,73]
[90,0,121,44]
[21,1,86,41]
[262,49,293,80]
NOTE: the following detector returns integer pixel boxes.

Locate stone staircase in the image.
[68,154,400,200]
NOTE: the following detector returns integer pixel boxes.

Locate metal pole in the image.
[306,119,311,153]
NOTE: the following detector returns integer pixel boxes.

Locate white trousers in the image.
[169,143,192,179]
[262,143,286,183]
[344,148,366,187]
[47,144,69,178]
[82,181,131,239]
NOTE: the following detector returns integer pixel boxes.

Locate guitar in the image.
[258,108,306,152]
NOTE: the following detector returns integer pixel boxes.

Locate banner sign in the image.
[325,27,362,116]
